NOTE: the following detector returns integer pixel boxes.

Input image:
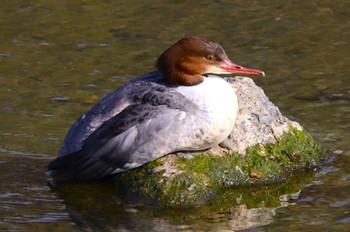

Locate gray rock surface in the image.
[219,77,302,155]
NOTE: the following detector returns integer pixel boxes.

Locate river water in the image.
[0,0,349,231]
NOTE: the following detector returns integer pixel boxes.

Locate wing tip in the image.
[46,153,115,184]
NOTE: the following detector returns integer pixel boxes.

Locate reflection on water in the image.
[0,0,349,231]
[0,155,71,231]
[1,151,348,231]
[46,167,317,231]
[263,155,350,231]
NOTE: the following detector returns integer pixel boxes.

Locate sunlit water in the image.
[0,0,349,231]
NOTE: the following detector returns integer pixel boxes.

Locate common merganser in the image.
[47,37,264,183]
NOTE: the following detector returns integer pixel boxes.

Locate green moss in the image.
[115,159,165,204]
[114,126,328,208]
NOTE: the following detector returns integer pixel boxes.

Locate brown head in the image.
[156,37,265,86]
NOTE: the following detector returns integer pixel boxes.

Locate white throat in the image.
[176,75,237,114]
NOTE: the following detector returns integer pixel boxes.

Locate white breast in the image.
[176,75,238,144]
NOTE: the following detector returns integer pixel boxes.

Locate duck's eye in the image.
[206,54,214,61]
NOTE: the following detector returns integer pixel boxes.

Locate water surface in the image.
[0,0,349,231]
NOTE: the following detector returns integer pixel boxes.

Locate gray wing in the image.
[47,80,197,183]
[58,71,163,156]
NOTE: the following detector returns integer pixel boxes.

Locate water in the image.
[0,0,349,231]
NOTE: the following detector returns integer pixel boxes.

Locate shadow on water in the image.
[48,153,343,231]
[1,149,349,231]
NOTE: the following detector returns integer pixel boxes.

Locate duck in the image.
[47,37,264,183]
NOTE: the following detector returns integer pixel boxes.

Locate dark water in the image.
[0,0,349,231]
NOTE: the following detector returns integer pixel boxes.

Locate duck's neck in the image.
[175,75,237,112]
[159,68,204,86]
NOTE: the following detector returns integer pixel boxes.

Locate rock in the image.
[220,77,302,155]
[114,77,327,207]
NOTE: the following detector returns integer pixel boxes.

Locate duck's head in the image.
[156,37,265,86]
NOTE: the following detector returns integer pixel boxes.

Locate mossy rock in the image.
[113,77,328,207]
[115,126,326,207]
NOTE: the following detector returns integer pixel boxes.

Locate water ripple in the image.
[330,199,350,208]
[0,148,51,159]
